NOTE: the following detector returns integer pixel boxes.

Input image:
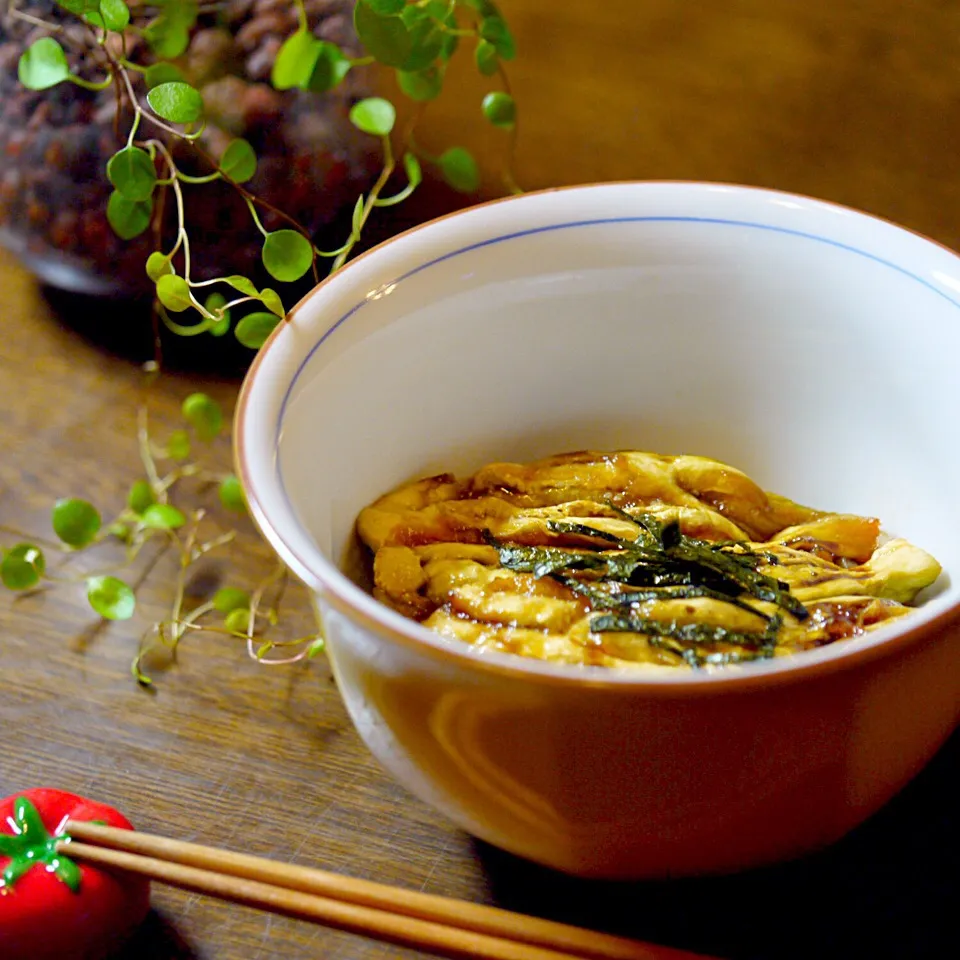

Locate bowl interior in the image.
[240,183,960,659]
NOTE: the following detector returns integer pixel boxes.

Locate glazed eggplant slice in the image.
[356,451,941,670]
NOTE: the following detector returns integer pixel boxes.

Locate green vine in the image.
[12,0,521,345]
[1,391,325,685]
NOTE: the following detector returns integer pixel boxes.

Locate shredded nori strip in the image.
[486,539,612,579]
[557,576,774,622]
[486,508,809,666]
[590,613,781,650]
[541,520,628,546]
[591,613,782,668]
[543,518,808,620]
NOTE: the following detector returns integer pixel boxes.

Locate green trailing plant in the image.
[12,0,521,347]
[2,0,524,683]
[0,389,319,685]
[1,390,326,684]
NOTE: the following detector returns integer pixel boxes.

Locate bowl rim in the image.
[235,179,960,697]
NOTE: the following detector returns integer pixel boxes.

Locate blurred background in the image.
[4,0,959,369]
[395,0,960,250]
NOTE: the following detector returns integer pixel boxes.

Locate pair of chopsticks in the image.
[59,821,715,960]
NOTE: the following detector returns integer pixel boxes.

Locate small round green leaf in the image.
[146,251,173,282]
[166,428,191,460]
[147,81,204,124]
[204,292,230,336]
[349,97,396,136]
[398,3,423,23]
[403,151,423,188]
[143,18,190,59]
[145,62,184,90]
[107,147,157,202]
[421,0,449,18]
[259,288,285,318]
[107,191,152,240]
[52,498,101,548]
[220,139,257,183]
[397,66,442,102]
[224,608,250,634]
[99,0,130,32]
[18,38,70,91]
[261,230,313,283]
[218,474,247,513]
[439,32,458,61]
[156,274,192,313]
[86,575,136,621]
[140,503,187,530]
[55,0,103,14]
[213,587,250,615]
[398,8,444,71]
[1,544,46,591]
[307,42,352,93]
[479,15,516,60]
[438,146,480,193]
[438,5,459,62]
[481,91,515,129]
[182,393,223,441]
[474,39,498,76]
[127,480,157,515]
[224,275,259,297]
[235,312,280,349]
[354,0,413,69]
[365,0,406,13]
[271,29,319,91]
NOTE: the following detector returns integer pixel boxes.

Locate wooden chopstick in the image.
[60,821,713,960]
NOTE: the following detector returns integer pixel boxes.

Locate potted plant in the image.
[0,0,518,357]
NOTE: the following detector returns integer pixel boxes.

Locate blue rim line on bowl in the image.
[278,214,960,444]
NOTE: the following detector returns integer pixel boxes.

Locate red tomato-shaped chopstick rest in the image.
[0,788,151,960]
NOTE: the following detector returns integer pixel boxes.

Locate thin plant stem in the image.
[331,136,396,272]
[167,512,206,647]
[293,0,308,32]
[137,407,164,497]
[244,197,269,238]
[9,4,62,32]
[496,63,523,196]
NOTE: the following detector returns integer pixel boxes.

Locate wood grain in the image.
[1,2,959,958]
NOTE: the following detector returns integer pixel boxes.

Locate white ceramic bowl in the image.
[236,182,960,879]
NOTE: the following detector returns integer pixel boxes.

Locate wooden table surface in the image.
[1,260,958,960]
[2,1,960,957]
